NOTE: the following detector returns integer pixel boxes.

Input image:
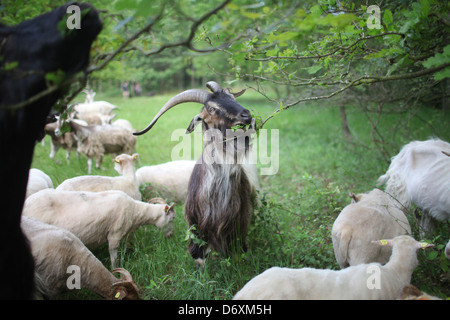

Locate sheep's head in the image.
[133,81,254,138]
[114,153,139,175]
[148,198,176,237]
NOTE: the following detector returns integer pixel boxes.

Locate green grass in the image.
[30,90,450,299]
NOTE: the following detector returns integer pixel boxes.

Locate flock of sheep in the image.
[23,86,449,300]
[23,91,190,299]
[235,138,450,300]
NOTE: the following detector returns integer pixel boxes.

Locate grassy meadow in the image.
[30,89,450,299]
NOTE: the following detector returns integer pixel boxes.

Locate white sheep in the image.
[378,138,450,259]
[136,160,195,203]
[377,138,450,232]
[74,101,118,115]
[56,153,141,200]
[26,168,53,198]
[332,188,411,268]
[22,216,140,300]
[112,118,134,132]
[233,235,433,300]
[76,111,116,125]
[23,189,175,268]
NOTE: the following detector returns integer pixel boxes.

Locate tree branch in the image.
[258,62,450,128]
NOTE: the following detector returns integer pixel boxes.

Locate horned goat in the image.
[377,138,450,257]
[56,153,141,200]
[332,188,411,268]
[233,235,433,300]
[82,88,96,103]
[23,189,175,268]
[44,118,87,164]
[134,81,259,264]
[136,160,195,203]
[0,2,101,298]
[58,119,136,174]
[22,216,140,300]
[26,169,54,199]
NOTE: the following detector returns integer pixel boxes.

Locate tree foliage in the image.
[1,0,448,129]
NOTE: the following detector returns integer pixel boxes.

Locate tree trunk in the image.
[339,105,353,142]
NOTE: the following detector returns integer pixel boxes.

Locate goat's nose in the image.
[240,109,252,121]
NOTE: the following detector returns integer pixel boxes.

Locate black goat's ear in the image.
[186,114,203,134]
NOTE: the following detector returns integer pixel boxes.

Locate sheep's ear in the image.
[164,204,175,215]
[113,288,127,300]
[349,192,357,203]
[186,114,203,134]
[372,239,393,247]
[417,242,434,250]
[132,153,139,160]
[114,158,121,164]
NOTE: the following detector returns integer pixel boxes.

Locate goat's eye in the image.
[207,106,216,114]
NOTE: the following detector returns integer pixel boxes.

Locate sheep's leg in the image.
[49,141,62,165]
[108,237,121,268]
[65,150,70,164]
[96,155,103,170]
[87,157,93,174]
[419,210,437,238]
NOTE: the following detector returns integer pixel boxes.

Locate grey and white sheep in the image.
[22,216,140,300]
[59,119,136,174]
[23,189,175,268]
[332,188,411,268]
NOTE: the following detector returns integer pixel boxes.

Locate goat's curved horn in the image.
[133,89,210,136]
[206,81,222,93]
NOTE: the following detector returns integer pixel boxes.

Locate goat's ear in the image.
[186,114,203,134]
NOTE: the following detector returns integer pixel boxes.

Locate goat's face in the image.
[187,90,253,135]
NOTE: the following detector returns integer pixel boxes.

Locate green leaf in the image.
[383,9,393,26]
[307,64,322,74]
[423,45,450,68]
[310,5,322,18]
[420,0,430,17]
[433,67,450,80]
[3,61,18,71]
[45,69,66,86]
[427,251,438,260]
